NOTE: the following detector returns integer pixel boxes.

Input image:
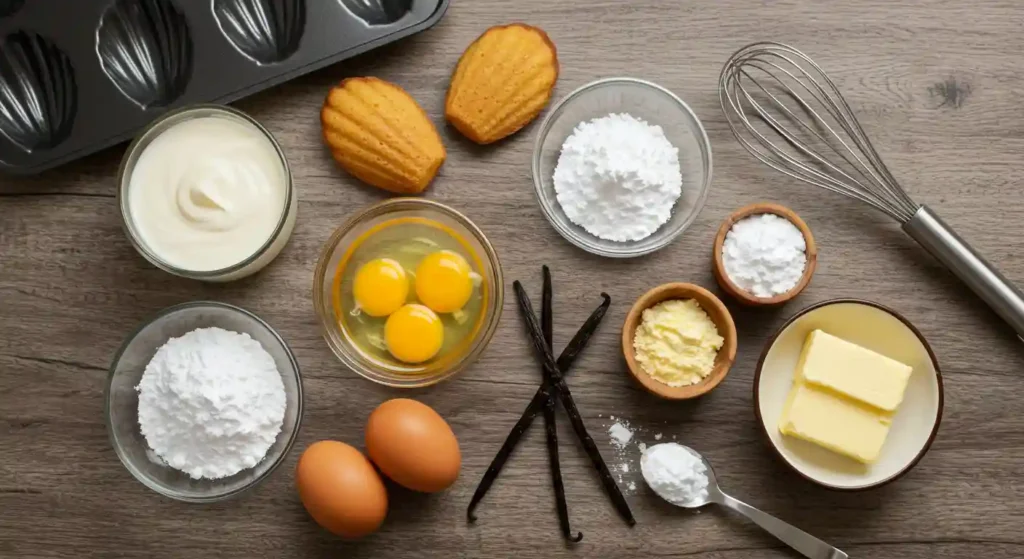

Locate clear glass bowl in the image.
[105,302,303,502]
[313,198,503,388]
[532,77,713,257]
[117,105,297,282]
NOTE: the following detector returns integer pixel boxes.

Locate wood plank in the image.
[2,0,1024,557]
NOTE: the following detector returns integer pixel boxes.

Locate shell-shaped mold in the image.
[0,0,25,17]
[213,0,306,65]
[340,0,412,26]
[0,31,77,153]
[96,0,193,109]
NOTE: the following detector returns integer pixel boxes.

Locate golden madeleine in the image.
[446,24,558,144]
[321,77,446,194]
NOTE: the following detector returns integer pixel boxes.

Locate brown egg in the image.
[295,440,388,538]
[365,399,461,493]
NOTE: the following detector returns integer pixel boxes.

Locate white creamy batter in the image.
[128,115,289,273]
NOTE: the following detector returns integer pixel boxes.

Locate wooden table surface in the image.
[3,1,1024,557]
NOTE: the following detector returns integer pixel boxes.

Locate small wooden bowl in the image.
[622,283,738,400]
[712,203,817,306]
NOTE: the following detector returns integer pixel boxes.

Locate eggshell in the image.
[365,399,461,493]
[295,440,388,538]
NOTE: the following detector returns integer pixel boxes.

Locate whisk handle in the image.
[904,206,1024,339]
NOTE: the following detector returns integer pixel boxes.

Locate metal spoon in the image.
[642,444,848,559]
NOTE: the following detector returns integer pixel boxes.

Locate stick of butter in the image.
[779,383,892,463]
[778,330,914,464]
[796,330,913,412]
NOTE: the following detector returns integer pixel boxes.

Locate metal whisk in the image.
[720,41,1024,340]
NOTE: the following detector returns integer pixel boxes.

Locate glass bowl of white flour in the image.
[532,78,712,257]
[105,301,303,502]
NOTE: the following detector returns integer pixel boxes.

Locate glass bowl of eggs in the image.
[313,198,504,388]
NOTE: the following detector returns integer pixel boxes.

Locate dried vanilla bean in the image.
[541,266,582,542]
[513,281,635,527]
[466,288,610,523]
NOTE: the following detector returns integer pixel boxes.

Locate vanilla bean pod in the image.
[513,281,635,527]
[466,292,610,522]
[541,266,582,542]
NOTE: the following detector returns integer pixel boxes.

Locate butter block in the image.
[779,383,892,464]
[796,330,912,412]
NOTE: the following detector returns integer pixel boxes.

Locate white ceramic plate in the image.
[754,299,943,490]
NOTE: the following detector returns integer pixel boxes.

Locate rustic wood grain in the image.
[3,0,1024,557]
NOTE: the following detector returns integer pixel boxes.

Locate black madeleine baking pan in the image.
[0,0,449,175]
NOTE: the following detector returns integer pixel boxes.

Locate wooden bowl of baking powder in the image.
[622,283,738,400]
[712,202,817,306]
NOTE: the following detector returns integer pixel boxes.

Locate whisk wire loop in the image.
[720,41,919,223]
[720,41,1024,342]
[724,66,894,215]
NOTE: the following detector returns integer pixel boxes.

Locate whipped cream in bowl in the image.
[118,105,296,281]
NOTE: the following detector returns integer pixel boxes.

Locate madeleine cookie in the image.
[321,78,446,194]
[446,24,558,144]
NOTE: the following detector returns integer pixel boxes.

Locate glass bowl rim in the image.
[104,300,304,503]
[312,197,505,388]
[531,76,714,258]
[116,104,294,280]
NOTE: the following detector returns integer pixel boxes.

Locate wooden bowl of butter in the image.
[622,283,738,400]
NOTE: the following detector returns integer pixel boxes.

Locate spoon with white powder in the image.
[641,443,848,559]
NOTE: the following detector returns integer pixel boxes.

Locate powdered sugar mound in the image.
[640,443,709,506]
[136,327,286,480]
[722,213,807,298]
[553,113,682,242]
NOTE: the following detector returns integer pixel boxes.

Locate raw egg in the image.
[384,304,443,363]
[353,258,408,317]
[295,440,388,538]
[415,250,473,313]
[365,399,461,493]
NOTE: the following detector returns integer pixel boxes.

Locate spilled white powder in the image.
[641,443,709,506]
[609,421,635,448]
[136,327,286,480]
[604,417,681,496]
[606,419,639,490]
[722,213,807,298]
[553,113,682,242]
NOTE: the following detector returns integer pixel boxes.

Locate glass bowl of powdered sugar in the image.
[532,77,713,257]
[105,301,303,502]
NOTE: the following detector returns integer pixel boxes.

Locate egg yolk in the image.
[385,304,444,363]
[353,258,409,317]
[415,251,473,313]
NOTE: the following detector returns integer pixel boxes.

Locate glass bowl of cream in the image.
[118,105,296,281]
